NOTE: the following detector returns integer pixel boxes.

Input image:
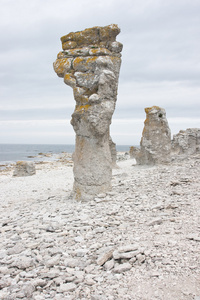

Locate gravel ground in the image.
[0,154,199,300]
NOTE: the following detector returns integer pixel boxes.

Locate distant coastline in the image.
[0,144,135,165]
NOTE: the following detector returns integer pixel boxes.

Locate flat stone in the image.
[97,193,107,198]
[32,279,46,287]
[148,218,163,226]
[0,266,9,274]
[42,269,60,279]
[64,258,80,268]
[12,256,34,270]
[74,236,84,242]
[0,278,11,289]
[136,254,146,263]
[118,244,139,253]
[45,256,60,267]
[150,271,160,277]
[97,249,114,266]
[21,283,35,298]
[104,259,114,270]
[85,275,96,286]
[114,262,132,273]
[7,243,25,255]
[113,250,139,260]
[59,283,77,292]
[75,248,88,257]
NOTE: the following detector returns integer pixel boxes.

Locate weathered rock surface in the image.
[53,24,122,201]
[171,128,200,157]
[134,106,171,165]
[13,161,36,177]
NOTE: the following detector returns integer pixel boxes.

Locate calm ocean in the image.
[0,144,132,165]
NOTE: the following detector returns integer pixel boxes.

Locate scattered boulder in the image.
[13,161,36,177]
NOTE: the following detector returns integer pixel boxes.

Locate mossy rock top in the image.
[61,24,120,47]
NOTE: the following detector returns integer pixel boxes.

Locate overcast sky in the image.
[0,0,200,145]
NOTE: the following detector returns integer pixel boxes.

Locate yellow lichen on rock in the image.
[74,57,83,64]
[73,56,98,72]
[63,48,89,57]
[61,32,75,44]
[62,40,77,50]
[110,56,121,69]
[74,93,89,105]
[75,104,91,113]
[73,56,88,72]
[99,26,110,41]
[145,106,161,114]
[64,73,76,87]
[16,161,24,165]
[99,24,120,41]
[73,87,92,104]
[73,186,82,201]
[86,56,98,64]
[89,48,111,56]
[75,27,100,46]
[144,106,162,128]
[57,51,65,59]
[61,25,120,50]
[53,58,72,77]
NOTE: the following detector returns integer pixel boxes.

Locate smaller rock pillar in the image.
[136,106,171,165]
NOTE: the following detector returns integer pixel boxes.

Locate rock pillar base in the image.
[72,134,112,201]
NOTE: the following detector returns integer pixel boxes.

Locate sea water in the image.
[0,144,132,165]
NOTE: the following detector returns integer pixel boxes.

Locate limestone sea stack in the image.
[136,106,171,165]
[53,24,122,201]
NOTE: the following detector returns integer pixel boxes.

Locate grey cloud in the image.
[114,105,200,120]
[0,0,199,144]
[0,107,74,121]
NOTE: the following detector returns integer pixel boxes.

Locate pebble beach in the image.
[0,153,200,300]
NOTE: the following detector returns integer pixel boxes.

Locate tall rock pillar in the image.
[53,24,122,201]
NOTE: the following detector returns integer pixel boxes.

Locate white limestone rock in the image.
[59,283,77,292]
[11,256,34,270]
[97,249,114,266]
[114,262,132,273]
[13,161,36,177]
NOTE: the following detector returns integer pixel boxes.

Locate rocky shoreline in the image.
[0,154,200,299]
